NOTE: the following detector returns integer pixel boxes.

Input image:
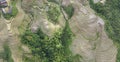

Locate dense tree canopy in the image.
[21,21,78,62]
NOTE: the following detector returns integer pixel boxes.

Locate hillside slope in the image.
[68,0,117,62]
[0,0,117,62]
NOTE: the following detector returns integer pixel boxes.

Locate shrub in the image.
[0,44,14,62]
[21,22,80,62]
[62,4,74,19]
[47,0,58,4]
[47,4,61,24]
[3,1,18,20]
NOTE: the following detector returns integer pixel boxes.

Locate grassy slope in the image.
[89,0,120,62]
[21,22,78,62]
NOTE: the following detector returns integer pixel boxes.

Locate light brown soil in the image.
[68,0,117,62]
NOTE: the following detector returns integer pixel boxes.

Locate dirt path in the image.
[9,0,25,62]
[0,18,8,51]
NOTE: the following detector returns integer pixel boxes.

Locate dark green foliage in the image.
[3,1,18,20]
[47,0,58,4]
[60,21,73,54]
[47,4,60,24]
[47,0,56,2]
[22,54,39,62]
[23,56,34,62]
[3,44,14,62]
[73,54,82,62]
[89,0,120,62]
[62,4,74,19]
[117,46,120,62]
[21,22,80,62]
[0,5,7,8]
[60,21,74,62]
[0,44,14,62]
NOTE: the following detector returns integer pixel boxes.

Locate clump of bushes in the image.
[0,43,14,62]
[3,43,14,62]
[47,3,61,24]
[62,4,74,19]
[3,1,18,20]
[21,21,81,62]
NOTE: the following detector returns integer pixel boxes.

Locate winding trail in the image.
[9,0,25,62]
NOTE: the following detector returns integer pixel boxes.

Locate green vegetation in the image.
[3,44,14,62]
[116,44,120,62]
[89,0,120,62]
[60,21,74,54]
[21,20,81,62]
[46,1,74,23]
[72,54,82,62]
[18,18,31,35]
[0,43,14,62]
[3,1,18,20]
[62,4,74,19]
[20,1,80,62]
[47,0,58,4]
[47,3,61,24]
